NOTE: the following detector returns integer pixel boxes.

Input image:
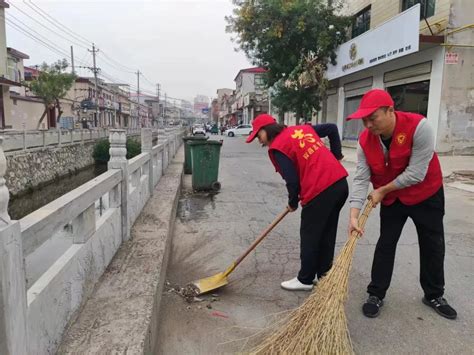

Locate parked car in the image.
[192,125,206,136]
[225,124,252,137]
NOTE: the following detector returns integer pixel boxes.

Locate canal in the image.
[8,163,107,220]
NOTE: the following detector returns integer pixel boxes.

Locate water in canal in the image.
[8,163,107,220]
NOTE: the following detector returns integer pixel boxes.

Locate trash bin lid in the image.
[183,136,209,141]
[188,140,223,146]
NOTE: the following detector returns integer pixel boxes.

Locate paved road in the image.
[156,135,473,354]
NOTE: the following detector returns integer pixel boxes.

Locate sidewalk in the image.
[342,147,474,193]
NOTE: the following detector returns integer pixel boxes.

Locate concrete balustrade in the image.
[0,127,145,153]
[0,126,185,354]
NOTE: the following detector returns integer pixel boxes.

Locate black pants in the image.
[297,178,348,284]
[368,187,445,300]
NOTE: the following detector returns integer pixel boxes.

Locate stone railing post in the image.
[108,130,130,241]
[0,136,28,354]
[141,128,154,197]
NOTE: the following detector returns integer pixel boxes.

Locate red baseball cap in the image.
[346,89,394,120]
[246,114,277,143]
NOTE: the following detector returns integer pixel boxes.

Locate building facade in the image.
[324,0,473,154]
[233,67,269,124]
[193,95,209,119]
[216,88,235,126]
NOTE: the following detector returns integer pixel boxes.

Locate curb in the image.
[58,147,184,354]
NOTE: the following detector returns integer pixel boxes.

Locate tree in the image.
[26,59,76,129]
[226,0,350,120]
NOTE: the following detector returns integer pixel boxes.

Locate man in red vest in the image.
[347,89,457,319]
[247,114,348,290]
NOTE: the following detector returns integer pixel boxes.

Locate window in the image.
[387,81,430,116]
[254,74,265,88]
[402,0,435,19]
[352,6,371,39]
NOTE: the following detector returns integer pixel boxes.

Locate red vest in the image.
[269,125,348,206]
[359,111,443,206]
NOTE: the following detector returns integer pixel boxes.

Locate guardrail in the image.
[0,127,144,153]
[0,127,185,354]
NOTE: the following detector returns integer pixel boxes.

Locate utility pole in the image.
[70,45,75,75]
[156,83,161,127]
[88,43,100,127]
[136,70,141,127]
[136,70,141,100]
[164,92,167,126]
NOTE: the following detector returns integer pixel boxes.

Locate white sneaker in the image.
[281,277,313,291]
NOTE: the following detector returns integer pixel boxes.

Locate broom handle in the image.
[223,208,290,277]
[350,199,375,239]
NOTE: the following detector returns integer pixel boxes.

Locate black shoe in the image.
[422,297,457,320]
[362,295,384,318]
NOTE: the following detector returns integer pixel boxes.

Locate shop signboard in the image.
[445,52,459,64]
[327,4,420,80]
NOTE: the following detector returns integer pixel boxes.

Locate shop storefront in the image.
[325,4,445,145]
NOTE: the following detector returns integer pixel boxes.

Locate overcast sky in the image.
[6,0,252,103]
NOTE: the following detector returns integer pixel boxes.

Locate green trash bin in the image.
[188,140,223,191]
[183,135,209,174]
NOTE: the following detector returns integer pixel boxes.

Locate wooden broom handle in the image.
[230,208,290,272]
[350,199,375,239]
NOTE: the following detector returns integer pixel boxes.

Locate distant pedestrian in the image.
[347,89,457,319]
[246,114,348,291]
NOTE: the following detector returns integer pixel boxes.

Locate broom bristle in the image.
[250,201,373,355]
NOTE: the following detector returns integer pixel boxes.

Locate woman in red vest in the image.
[347,89,457,319]
[246,114,348,291]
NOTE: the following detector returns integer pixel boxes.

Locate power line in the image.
[12,0,159,96]
[3,14,90,67]
[5,18,73,59]
[7,1,89,50]
[24,0,138,76]
[140,72,156,86]
[10,2,179,106]
[97,55,135,75]
[8,1,137,78]
[23,0,92,47]
[99,50,136,73]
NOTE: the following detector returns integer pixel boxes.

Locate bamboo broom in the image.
[251,199,374,355]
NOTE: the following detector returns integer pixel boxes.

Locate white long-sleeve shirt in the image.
[350,118,436,210]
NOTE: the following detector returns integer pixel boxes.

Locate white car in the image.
[225,124,252,137]
[192,126,206,136]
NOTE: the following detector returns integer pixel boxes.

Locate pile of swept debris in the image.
[164,281,221,310]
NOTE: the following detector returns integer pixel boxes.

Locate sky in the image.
[5,0,252,103]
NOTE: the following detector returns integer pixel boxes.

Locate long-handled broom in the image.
[251,199,374,354]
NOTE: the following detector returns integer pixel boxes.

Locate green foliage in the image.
[28,59,75,105]
[93,139,110,164]
[93,138,142,163]
[25,59,76,128]
[126,139,141,159]
[226,0,350,119]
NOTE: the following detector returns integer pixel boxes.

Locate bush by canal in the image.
[93,138,141,163]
